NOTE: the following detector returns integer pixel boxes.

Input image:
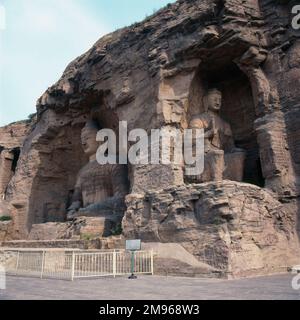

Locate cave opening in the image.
[11,148,20,173]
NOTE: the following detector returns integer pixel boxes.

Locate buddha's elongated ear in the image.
[203,94,209,112]
[90,106,103,129]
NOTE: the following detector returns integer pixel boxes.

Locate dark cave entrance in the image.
[11,147,20,173]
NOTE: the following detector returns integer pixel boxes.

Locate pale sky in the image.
[0,0,175,126]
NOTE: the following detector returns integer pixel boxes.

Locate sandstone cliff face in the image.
[1,0,300,276]
[124,181,300,277]
[0,118,35,197]
[0,117,35,241]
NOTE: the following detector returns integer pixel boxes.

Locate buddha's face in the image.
[81,127,98,157]
[205,90,222,112]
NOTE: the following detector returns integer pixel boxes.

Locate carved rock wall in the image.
[0,118,35,241]
[0,118,35,197]
[5,111,88,238]
[0,0,299,277]
[123,181,300,277]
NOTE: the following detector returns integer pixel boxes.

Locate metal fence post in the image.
[113,250,116,278]
[151,249,154,275]
[15,251,20,275]
[128,250,137,279]
[71,251,75,281]
[40,251,45,279]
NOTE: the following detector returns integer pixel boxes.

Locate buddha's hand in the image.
[83,201,113,213]
[66,209,77,220]
[78,207,89,215]
[230,147,245,153]
[204,128,216,139]
[68,201,81,211]
[78,203,107,215]
[79,198,125,216]
[66,201,82,220]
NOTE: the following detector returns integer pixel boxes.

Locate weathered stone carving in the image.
[188,88,246,182]
[1,0,300,278]
[0,119,34,242]
[235,46,297,195]
[0,119,33,199]
[123,181,300,278]
[67,120,128,231]
[235,47,279,116]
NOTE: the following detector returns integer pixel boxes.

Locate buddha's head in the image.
[203,88,222,113]
[81,120,100,157]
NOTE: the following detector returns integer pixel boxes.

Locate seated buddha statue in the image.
[67,120,128,224]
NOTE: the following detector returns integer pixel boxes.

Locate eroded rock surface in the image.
[0,118,35,241]
[0,118,35,198]
[123,181,300,277]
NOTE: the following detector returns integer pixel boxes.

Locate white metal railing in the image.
[0,249,154,281]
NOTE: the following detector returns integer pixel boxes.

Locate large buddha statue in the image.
[188,88,245,182]
[67,120,128,224]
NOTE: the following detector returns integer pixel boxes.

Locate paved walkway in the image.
[0,274,300,300]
